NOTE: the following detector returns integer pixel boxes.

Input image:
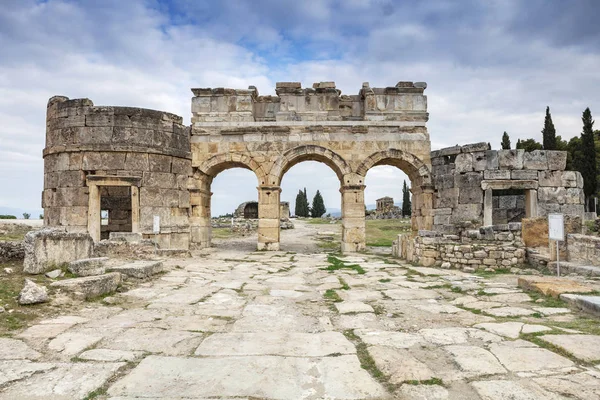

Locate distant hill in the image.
[317,202,403,218]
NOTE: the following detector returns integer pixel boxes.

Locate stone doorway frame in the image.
[482,180,538,226]
[86,175,142,242]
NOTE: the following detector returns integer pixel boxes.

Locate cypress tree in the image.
[542,106,557,150]
[294,190,304,217]
[401,180,412,217]
[580,108,596,211]
[311,190,326,217]
[501,131,511,149]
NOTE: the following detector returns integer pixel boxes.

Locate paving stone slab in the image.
[533,371,600,400]
[474,322,524,339]
[48,332,104,356]
[445,345,506,376]
[100,328,202,355]
[532,307,571,315]
[335,301,374,314]
[396,384,449,399]
[472,379,564,400]
[107,355,387,399]
[489,341,575,371]
[485,306,537,317]
[0,362,124,400]
[78,349,143,362]
[0,338,41,360]
[17,323,74,340]
[518,276,594,298]
[368,345,434,384]
[0,360,55,387]
[538,335,600,362]
[195,331,355,357]
[356,330,424,349]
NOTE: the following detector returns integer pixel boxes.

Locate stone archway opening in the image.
[363,165,412,248]
[280,160,342,252]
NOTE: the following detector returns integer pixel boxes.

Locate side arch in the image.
[271,145,352,185]
[198,153,265,184]
[356,149,432,187]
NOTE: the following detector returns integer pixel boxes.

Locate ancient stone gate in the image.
[43,81,433,252]
[189,81,432,251]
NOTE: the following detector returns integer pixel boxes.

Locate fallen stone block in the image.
[107,261,164,279]
[23,228,93,274]
[18,279,49,305]
[517,275,595,298]
[50,272,121,299]
[68,257,108,277]
[108,232,143,243]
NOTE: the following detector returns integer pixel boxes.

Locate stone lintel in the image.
[86,175,142,187]
[481,180,538,191]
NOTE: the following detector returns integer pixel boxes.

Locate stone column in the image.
[341,184,366,253]
[87,184,100,242]
[483,188,493,226]
[131,186,140,233]
[189,188,212,249]
[525,189,538,218]
[257,185,281,251]
[421,186,434,230]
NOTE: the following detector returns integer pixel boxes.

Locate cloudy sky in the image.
[1,0,599,217]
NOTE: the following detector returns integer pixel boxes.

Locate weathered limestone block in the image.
[124,153,149,171]
[484,170,510,180]
[498,150,524,170]
[455,172,483,188]
[0,241,25,261]
[546,151,567,170]
[538,202,560,216]
[511,170,538,180]
[538,171,562,187]
[107,261,163,279]
[458,186,483,204]
[486,150,499,170]
[50,272,121,299]
[451,204,482,223]
[523,150,548,170]
[565,188,584,204]
[560,171,578,188]
[560,204,585,218]
[434,174,455,189]
[454,153,473,173]
[538,187,567,204]
[461,142,489,153]
[23,229,94,274]
[148,154,172,172]
[472,151,488,171]
[439,145,461,156]
[68,257,108,277]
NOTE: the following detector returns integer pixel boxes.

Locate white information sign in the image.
[153,216,160,234]
[548,213,564,241]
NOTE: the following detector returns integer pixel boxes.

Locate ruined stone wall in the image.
[393,224,526,270]
[431,143,584,234]
[566,234,600,265]
[43,97,192,249]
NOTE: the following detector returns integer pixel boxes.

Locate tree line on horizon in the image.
[500,107,597,212]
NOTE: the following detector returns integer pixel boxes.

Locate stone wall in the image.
[44,96,192,249]
[431,143,584,234]
[393,224,526,270]
[0,241,24,261]
[23,229,93,274]
[565,234,600,265]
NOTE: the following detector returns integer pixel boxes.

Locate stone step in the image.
[517,275,595,298]
[547,261,600,277]
[68,257,108,277]
[560,294,600,317]
[50,272,121,299]
[107,261,164,279]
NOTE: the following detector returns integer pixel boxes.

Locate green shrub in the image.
[0,215,17,219]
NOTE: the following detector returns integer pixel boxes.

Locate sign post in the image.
[548,213,564,277]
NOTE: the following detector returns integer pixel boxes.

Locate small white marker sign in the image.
[548,213,564,241]
[153,216,160,234]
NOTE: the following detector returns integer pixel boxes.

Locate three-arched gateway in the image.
[43,81,433,252]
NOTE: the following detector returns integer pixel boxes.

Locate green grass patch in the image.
[365,219,411,247]
[305,218,336,225]
[338,277,350,290]
[451,286,463,293]
[324,289,342,302]
[322,255,366,274]
[473,268,512,278]
[378,278,391,283]
[527,291,567,308]
[405,377,444,386]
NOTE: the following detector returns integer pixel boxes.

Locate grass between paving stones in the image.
[379,278,391,283]
[324,289,342,302]
[322,255,366,275]
[519,331,600,366]
[338,277,350,290]
[405,377,444,386]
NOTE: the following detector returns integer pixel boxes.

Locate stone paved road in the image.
[2,221,600,399]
